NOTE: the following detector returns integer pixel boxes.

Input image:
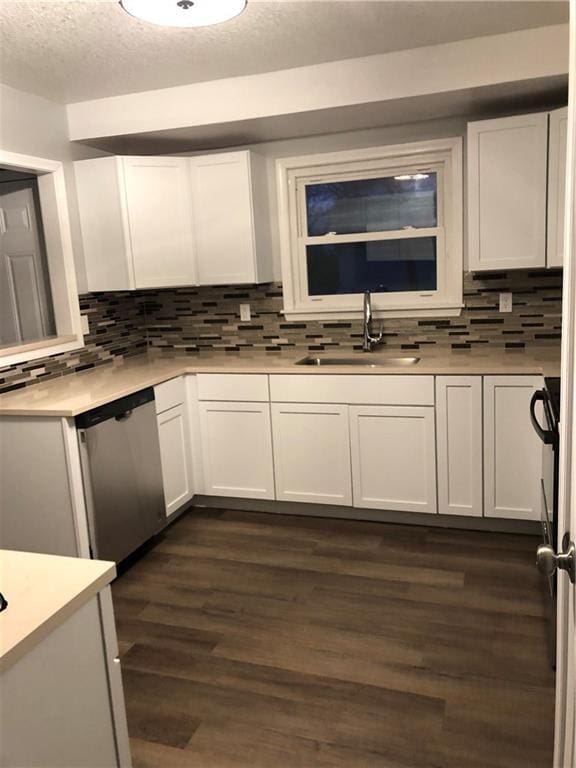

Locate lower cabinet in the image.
[349,405,437,514]
[436,376,483,517]
[199,401,275,499]
[157,404,193,517]
[483,375,543,520]
[0,588,131,768]
[271,403,352,505]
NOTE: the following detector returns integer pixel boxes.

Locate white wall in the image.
[0,83,107,293]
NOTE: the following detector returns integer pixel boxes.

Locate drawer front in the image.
[197,374,270,402]
[269,375,434,406]
[154,376,186,414]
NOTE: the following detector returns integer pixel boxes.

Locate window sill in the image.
[282,305,464,322]
[0,334,84,368]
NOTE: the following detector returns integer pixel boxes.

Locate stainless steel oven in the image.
[530,379,560,668]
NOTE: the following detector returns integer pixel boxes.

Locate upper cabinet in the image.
[75,151,272,292]
[75,156,196,291]
[190,151,273,285]
[467,110,567,272]
[467,113,548,272]
[547,107,569,269]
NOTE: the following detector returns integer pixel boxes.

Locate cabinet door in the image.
[436,376,483,517]
[271,403,352,505]
[547,107,568,269]
[121,157,196,288]
[483,376,543,520]
[157,404,193,517]
[199,401,274,499]
[190,152,258,285]
[349,405,437,514]
[467,113,547,271]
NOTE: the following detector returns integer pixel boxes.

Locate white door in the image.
[271,403,352,505]
[551,13,576,762]
[0,180,53,346]
[467,113,548,271]
[349,405,437,514]
[190,152,257,285]
[483,376,543,520]
[436,376,483,517]
[121,157,196,288]
[548,107,569,269]
[157,404,193,517]
[199,401,275,500]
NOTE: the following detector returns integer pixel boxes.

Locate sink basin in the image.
[294,356,421,367]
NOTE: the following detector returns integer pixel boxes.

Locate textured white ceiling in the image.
[0,0,569,105]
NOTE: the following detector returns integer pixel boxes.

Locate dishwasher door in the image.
[77,389,165,563]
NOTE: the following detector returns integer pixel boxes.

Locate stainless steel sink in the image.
[294,356,421,367]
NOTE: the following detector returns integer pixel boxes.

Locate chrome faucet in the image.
[362,291,383,352]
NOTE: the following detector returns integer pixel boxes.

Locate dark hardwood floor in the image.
[111,508,555,768]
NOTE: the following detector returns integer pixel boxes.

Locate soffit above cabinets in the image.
[65,24,569,154]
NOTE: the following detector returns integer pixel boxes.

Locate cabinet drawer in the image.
[197,374,269,402]
[269,375,434,406]
[154,376,186,414]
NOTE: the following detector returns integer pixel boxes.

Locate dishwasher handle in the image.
[115,409,133,422]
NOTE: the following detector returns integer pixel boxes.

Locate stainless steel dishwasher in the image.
[76,388,165,563]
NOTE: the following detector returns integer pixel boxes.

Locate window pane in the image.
[306,238,437,296]
[0,173,56,348]
[305,173,437,236]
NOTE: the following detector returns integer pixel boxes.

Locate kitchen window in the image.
[277,138,463,320]
[0,150,83,367]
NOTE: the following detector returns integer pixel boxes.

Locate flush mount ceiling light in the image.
[120,0,247,28]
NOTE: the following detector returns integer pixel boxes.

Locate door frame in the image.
[554,3,576,765]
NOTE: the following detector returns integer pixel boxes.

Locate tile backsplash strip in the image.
[144,270,563,356]
[0,269,563,394]
[0,292,148,393]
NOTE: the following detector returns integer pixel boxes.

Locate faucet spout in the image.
[362,291,383,352]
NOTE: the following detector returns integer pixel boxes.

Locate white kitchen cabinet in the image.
[467,113,548,271]
[436,376,483,517]
[547,107,568,269]
[189,151,273,285]
[349,405,437,514]
[199,401,275,499]
[0,555,131,768]
[75,156,196,291]
[157,404,193,517]
[271,403,352,506]
[483,376,543,520]
[154,377,194,517]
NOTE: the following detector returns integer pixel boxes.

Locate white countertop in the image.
[0,550,115,672]
[0,348,562,417]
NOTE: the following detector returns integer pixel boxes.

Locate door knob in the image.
[537,533,576,584]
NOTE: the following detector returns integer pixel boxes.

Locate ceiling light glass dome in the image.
[120,0,247,28]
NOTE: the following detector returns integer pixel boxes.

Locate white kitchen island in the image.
[0,550,131,768]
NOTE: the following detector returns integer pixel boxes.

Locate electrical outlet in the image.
[81,314,90,335]
[499,292,513,313]
[240,303,251,322]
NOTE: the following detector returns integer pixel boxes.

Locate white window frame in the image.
[0,150,83,367]
[277,138,463,321]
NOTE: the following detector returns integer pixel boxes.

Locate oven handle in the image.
[530,389,555,445]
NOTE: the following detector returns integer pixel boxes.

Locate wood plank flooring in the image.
[111,509,555,768]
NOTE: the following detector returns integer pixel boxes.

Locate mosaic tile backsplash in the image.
[0,270,563,394]
[144,270,563,355]
[0,292,148,393]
